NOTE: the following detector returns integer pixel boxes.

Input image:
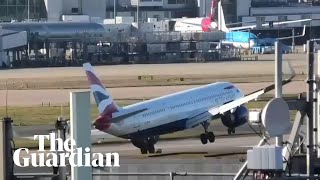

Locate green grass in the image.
[6,97,300,149]
[0,95,300,126]
[1,105,95,126]
[13,138,50,149]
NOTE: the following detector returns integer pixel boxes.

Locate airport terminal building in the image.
[0,0,320,27]
[1,0,320,68]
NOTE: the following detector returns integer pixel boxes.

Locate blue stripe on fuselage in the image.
[120,118,189,139]
[120,114,221,139]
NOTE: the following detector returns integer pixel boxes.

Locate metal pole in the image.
[113,0,116,24]
[169,172,174,180]
[27,0,30,22]
[248,29,251,52]
[0,118,5,180]
[306,40,315,177]
[137,0,139,28]
[292,28,295,53]
[275,41,283,146]
[218,1,221,31]
[56,117,68,180]
[0,117,14,180]
[317,50,320,158]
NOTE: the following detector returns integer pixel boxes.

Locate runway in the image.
[0,81,304,106]
[0,55,306,79]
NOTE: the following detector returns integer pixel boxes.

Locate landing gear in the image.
[200,133,208,144]
[132,136,159,154]
[147,144,155,153]
[139,144,155,154]
[200,121,215,145]
[207,132,215,142]
[140,147,148,154]
[227,128,235,135]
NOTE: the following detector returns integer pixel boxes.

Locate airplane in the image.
[83,62,295,154]
[173,0,311,49]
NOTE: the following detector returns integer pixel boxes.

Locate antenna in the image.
[261,98,291,138]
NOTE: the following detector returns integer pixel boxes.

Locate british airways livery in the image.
[83,63,293,154]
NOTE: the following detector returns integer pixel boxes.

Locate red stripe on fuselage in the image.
[93,102,119,131]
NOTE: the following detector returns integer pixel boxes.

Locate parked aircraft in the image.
[173,0,310,49]
[83,63,294,154]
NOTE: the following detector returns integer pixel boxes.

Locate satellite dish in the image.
[261,98,291,138]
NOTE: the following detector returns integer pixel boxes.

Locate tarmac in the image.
[15,135,268,180]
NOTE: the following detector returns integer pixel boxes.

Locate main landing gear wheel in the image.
[200,132,215,144]
[200,121,215,144]
[200,133,208,144]
[207,132,215,143]
[147,144,155,154]
[140,147,148,154]
[228,128,235,135]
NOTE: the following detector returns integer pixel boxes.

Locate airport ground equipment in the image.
[247,146,283,177]
[234,41,289,179]
[70,91,92,180]
[235,40,320,179]
[0,117,14,180]
[55,116,68,180]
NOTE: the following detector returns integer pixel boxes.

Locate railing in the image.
[15,172,240,179]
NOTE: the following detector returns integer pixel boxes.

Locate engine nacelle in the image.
[221,105,249,128]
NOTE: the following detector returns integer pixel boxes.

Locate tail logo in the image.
[83,63,119,131]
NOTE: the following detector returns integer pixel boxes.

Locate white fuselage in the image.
[221,40,256,49]
[105,82,244,138]
[173,18,218,32]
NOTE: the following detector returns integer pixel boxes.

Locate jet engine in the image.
[221,105,249,129]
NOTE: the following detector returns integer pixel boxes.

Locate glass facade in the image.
[0,0,47,21]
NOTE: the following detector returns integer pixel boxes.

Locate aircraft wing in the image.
[209,62,295,116]
[229,19,311,31]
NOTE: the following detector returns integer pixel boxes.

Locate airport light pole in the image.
[306,40,315,177]
[27,0,30,22]
[114,0,116,24]
[137,0,140,28]
[275,41,283,147]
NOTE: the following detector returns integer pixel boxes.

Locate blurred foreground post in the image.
[70,91,92,180]
[0,117,14,180]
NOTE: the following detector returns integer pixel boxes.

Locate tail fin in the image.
[83,63,120,115]
[209,0,216,20]
[218,1,229,32]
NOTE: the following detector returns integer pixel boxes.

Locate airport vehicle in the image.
[83,63,293,154]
